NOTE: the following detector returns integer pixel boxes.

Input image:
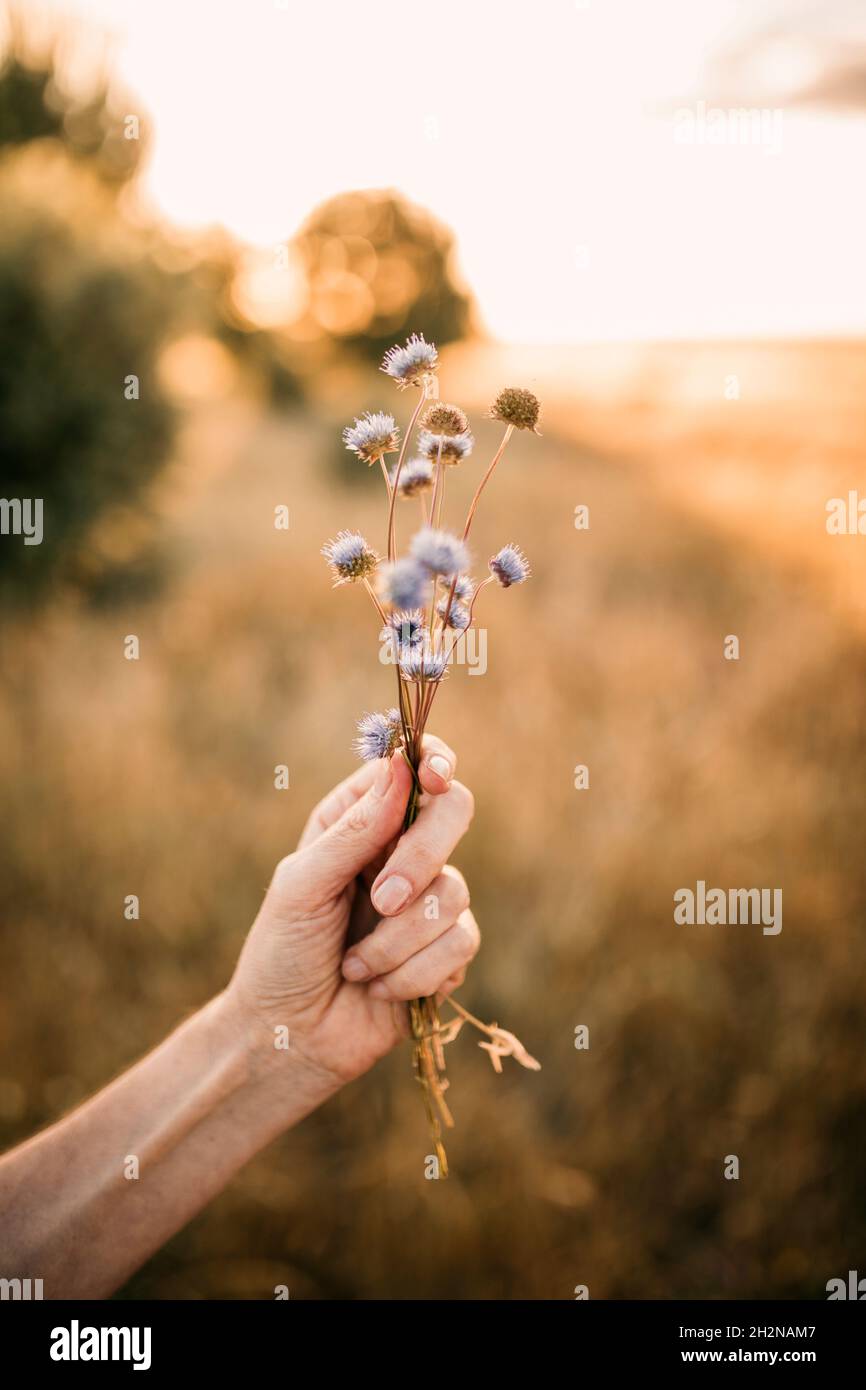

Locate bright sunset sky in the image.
[31,0,866,341]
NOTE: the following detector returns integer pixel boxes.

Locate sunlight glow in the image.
[41,0,866,341]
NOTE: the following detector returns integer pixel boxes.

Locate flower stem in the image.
[387,388,425,563]
[378,454,393,502]
[362,577,388,625]
[462,424,514,541]
[401,740,452,1172]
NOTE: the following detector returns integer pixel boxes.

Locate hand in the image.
[227,736,478,1106]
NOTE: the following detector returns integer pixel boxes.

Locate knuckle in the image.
[335,799,371,840]
[271,851,300,892]
[449,779,475,825]
[384,969,420,1001]
[454,914,481,958]
[305,797,330,836]
[361,936,396,975]
[439,866,470,916]
[268,851,306,911]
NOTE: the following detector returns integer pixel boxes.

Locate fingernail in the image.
[371,874,411,914]
[368,979,391,1000]
[342,954,372,982]
[372,758,393,797]
[426,754,452,782]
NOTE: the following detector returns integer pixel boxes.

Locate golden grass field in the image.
[1,339,865,1298]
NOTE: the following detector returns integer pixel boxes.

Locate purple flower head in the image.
[399,644,449,684]
[343,411,400,464]
[321,530,379,585]
[378,557,430,610]
[380,609,426,657]
[381,333,438,389]
[437,598,471,630]
[417,429,474,467]
[450,574,475,603]
[489,543,531,588]
[390,456,434,497]
[410,527,469,579]
[353,708,403,762]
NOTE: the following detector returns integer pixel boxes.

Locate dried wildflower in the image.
[437,598,471,630]
[410,527,469,578]
[450,574,475,603]
[417,429,474,468]
[399,645,449,683]
[343,411,400,464]
[353,708,403,761]
[381,333,438,390]
[378,557,430,610]
[489,544,531,588]
[487,387,541,433]
[328,330,541,1170]
[380,609,426,656]
[421,402,469,436]
[321,531,379,585]
[477,1026,542,1073]
[390,456,434,497]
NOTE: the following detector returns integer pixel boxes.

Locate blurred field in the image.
[1,336,865,1299]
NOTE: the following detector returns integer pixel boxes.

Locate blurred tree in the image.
[0,10,302,603]
[290,189,474,360]
[0,19,144,184]
[0,149,174,601]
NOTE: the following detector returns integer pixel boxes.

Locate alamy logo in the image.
[826,1270,866,1300]
[50,1320,152,1371]
[673,101,783,155]
[674,880,782,935]
[0,498,43,545]
[0,1276,43,1299]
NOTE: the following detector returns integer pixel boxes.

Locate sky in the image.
[33,0,866,342]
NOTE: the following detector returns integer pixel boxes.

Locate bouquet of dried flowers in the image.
[322,334,541,1173]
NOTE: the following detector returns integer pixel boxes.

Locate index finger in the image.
[297,733,457,848]
[417,733,457,796]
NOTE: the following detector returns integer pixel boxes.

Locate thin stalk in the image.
[445,997,500,1039]
[435,463,446,529]
[462,424,514,541]
[378,454,393,502]
[429,437,445,530]
[442,576,494,663]
[362,577,388,625]
[387,388,426,563]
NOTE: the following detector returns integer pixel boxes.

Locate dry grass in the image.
[1,343,865,1298]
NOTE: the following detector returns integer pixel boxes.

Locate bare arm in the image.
[0,738,477,1298]
[0,992,334,1298]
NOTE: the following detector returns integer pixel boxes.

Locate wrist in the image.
[211,988,342,1140]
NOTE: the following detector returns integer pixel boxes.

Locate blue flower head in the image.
[399,644,449,683]
[417,429,474,467]
[343,412,400,464]
[321,531,379,585]
[381,333,438,389]
[353,708,403,761]
[437,598,471,630]
[378,557,430,610]
[451,574,474,603]
[489,543,531,588]
[410,527,469,579]
[390,456,434,497]
[380,609,426,658]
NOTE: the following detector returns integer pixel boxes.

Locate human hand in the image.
[227,736,478,1112]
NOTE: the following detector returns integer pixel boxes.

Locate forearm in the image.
[0,991,337,1299]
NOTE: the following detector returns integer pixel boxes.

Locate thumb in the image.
[289,756,412,905]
